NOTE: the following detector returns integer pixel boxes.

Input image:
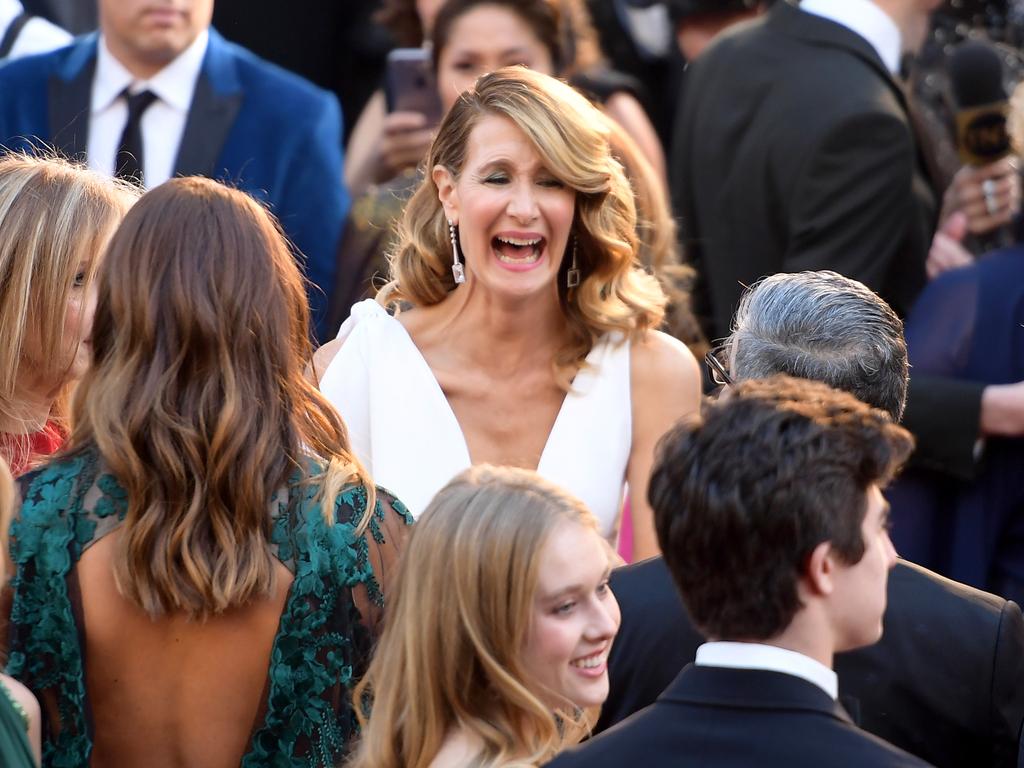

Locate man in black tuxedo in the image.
[596,271,1024,768]
[675,0,940,342]
[553,376,928,767]
[673,0,1024,569]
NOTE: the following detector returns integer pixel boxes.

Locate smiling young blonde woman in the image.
[348,465,620,768]
[318,67,700,560]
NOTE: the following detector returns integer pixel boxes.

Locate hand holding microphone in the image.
[943,41,1022,244]
[943,155,1021,235]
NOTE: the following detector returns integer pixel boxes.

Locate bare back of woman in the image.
[78,534,292,768]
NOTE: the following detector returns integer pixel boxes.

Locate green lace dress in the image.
[5,446,412,767]
[0,677,34,768]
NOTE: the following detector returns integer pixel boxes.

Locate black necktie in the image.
[115,89,158,185]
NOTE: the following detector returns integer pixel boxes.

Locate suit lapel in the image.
[174,74,242,178]
[173,30,243,179]
[47,38,98,161]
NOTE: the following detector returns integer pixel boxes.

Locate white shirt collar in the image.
[0,0,23,34]
[695,641,839,700]
[799,0,902,75]
[92,28,209,113]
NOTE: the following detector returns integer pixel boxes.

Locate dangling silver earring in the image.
[566,236,580,288]
[449,219,465,284]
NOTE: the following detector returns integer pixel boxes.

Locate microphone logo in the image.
[956,101,1011,165]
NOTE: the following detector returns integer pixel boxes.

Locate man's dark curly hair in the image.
[649,375,914,641]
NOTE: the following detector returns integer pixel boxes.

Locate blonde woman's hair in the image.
[0,153,137,458]
[350,465,602,768]
[601,115,706,356]
[381,66,667,386]
[70,177,373,619]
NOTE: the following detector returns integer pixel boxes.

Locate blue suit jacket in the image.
[0,30,348,339]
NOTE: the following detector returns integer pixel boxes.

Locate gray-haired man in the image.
[598,271,1024,768]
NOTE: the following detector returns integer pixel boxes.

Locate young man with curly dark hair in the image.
[551,375,929,768]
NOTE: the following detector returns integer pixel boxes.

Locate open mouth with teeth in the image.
[568,648,609,672]
[492,235,545,265]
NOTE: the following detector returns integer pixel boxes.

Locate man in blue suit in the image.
[0,0,348,339]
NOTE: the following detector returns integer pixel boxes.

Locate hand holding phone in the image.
[384,48,443,125]
[379,111,435,178]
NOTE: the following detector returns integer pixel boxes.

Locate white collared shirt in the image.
[800,0,902,75]
[0,0,72,59]
[87,29,209,188]
[695,641,839,700]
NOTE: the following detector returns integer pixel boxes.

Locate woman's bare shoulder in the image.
[630,330,701,391]
[308,338,345,386]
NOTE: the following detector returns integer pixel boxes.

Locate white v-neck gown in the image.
[318,299,632,537]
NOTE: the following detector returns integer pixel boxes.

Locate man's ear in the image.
[432,164,458,225]
[805,541,836,598]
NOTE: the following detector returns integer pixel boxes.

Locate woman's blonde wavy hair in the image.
[0,153,137,456]
[70,177,373,619]
[350,465,601,768]
[381,66,667,384]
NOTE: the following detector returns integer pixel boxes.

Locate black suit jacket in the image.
[599,558,1024,768]
[555,665,930,767]
[674,0,934,341]
[673,0,985,480]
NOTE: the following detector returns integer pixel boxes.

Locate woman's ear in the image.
[432,165,458,225]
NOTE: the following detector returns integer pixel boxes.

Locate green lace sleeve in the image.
[6,452,100,768]
[242,483,412,766]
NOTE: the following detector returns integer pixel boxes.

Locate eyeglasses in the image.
[704,345,733,387]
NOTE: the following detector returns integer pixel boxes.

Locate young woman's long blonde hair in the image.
[70,177,373,619]
[0,154,137,454]
[350,465,601,768]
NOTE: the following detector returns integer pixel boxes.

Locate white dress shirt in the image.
[695,641,839,700]
[0,0,72,60]
[87,29,209,188]
[800,0,903,75]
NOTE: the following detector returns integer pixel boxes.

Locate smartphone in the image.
[384,47,444,126]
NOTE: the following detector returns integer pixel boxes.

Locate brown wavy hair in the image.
[381,67,666,384]
[70,177,372,618]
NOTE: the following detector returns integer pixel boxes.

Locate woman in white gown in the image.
[315,68,700,559]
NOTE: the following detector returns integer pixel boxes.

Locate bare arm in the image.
[627,331,702,560]
[1,674,40,766]
[306,337,345,387]
[344,91,388,198]
[344,91,435,198]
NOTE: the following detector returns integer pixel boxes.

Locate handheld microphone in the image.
[950,41,1012,166]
